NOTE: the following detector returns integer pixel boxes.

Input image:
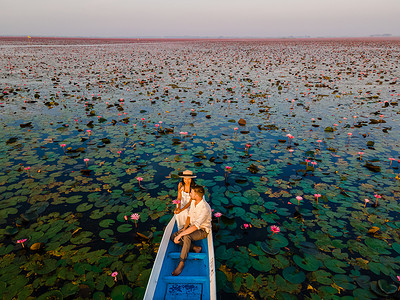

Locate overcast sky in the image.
[2,0,400,38]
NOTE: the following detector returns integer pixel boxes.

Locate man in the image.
[170,185,211,276]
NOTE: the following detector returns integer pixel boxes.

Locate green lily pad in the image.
[111,285,133,300]
[260,242,280,255]
[293,254,321,272]
[313,270,332,285]
[76,203,93,212]
[377,279,397,295]
[282,266,306,284]
[99,219,116,228]
[37,290,63,300]
[392,243,400,254]
[109,243,128,256]
[324,259,347,274]
[117,224,133,233]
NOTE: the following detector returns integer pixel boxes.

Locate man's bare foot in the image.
[193,245,202,253]
[172,261,185,276]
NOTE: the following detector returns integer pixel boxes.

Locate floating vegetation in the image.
[0,37,400,299]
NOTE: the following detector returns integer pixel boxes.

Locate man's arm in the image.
[174,224,197,244]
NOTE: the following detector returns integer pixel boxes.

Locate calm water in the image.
[1,37,400,299]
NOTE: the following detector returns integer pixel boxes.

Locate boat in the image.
[144,217,216,300]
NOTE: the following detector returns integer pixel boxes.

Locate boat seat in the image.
[163,275,208,284]
[168,252,206,260]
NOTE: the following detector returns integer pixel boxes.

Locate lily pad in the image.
[282,266,305,284]
[293,254,321,272]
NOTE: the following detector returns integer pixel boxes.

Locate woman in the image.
[174,170,197,230]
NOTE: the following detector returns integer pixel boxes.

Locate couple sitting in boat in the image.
[170,170,211,276]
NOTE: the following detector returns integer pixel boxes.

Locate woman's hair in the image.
[180,178,196,192]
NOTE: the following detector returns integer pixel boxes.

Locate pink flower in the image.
[214,212,222,218]
[234,127,238,131]
[296,196,303,201]
[141,118,145,121]
[358,152,364,155]
[245,144,251,148]
[172,199,181,205]
[348,132,353,136]
[60,144,66,147]
[243,224,249,229]
[314,194,321,198]
[131,213,140,220]
[137,177,143,182]
[374,194,381,199]
[124,215,128,221]
[225,166,232,171]
[397,275,400,281]
[117,151,121,154]
[270,225,280,236]
[84,158,89,162]
[365,199,370,203]
[317,140,322,143]
[24,167,31,170]
[288,149,294,153]
[111,271,118,281]
[311,161,317,166]
[155,124,159,128]
[17,239,27,247]
[305,159,310,163]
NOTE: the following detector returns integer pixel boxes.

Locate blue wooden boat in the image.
[144,217,216,300]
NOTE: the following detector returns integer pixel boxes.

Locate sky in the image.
[1,0,400,38]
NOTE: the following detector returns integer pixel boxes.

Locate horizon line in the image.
[0,34,398,40]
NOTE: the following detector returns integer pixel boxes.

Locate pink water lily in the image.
[24,166,31,177]
[358,151,364,160]
[314,194,321,205]
[214,212,222,218]
[86,129,91,136]
[17,238,27,247]
[111,272,118,281]
[305,159,310,167]
[317,140,322,148]
[389,158,396,166]
[137,177,143,187]
[296,196,303,205]
[270,225,280,237]
[60,144,66,154]
[373,194,381,207]
[243,224,249,229]
[172,199,181,208]
[131,213,140,228]
[364,198,369,208]
[84,158,89,167]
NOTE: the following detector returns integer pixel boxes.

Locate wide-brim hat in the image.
[178,170,197,178]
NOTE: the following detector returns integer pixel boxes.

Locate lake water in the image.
[1,37,400,299]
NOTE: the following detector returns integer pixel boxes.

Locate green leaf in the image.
[282,266,306,284]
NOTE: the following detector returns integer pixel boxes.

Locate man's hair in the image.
[192,185,205,198]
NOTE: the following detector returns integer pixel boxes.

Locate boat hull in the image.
[144,217,216,300]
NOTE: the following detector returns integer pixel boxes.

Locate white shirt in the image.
[188,197,212,233]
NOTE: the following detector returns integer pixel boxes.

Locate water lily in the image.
[84,158,89,168]
[358,151,364,160]
[214,212,222,226]
[86,129,91,136]
[131,213,140,228]
[172,199,181,208]
[314,194,321,205]
[296,196,303,206]
[60,144,66,154]
[17,238,27,247]
[317,139,322,148]
[364,198,369,208]
[24,166,30,177]
[269,225,280,237]
[373,194,381,207]
[137,177,143,188]
[111,271,118,282]
[389,157,396,167]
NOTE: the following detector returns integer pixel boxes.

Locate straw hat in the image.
[178,170,197,178]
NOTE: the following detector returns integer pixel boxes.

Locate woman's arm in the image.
[174,183,183,214]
